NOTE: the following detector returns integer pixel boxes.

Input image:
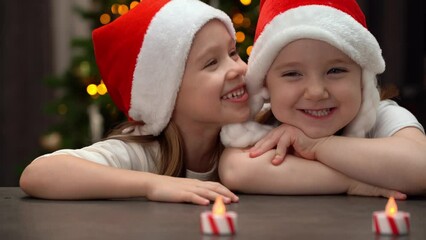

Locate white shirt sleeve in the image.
[35,139,160,173]
[369,100,425,138]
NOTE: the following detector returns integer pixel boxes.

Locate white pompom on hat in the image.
[93,0,235,136]
[221,0,385,147]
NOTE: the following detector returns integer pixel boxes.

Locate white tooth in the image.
[223,87,245,100]
[304,109,330,117]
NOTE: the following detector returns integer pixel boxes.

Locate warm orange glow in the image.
[246,45,253,56]
[97,81,108,95]
[130,1,139,9]
[212,196,226,215]
[118,5,129,15]
[385,197,398,216]
[236,31,245,43]
[232,13,244,25]
[111,4,119,14]
[100,14,111,25]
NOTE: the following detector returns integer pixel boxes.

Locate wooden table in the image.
[1,187,425,239]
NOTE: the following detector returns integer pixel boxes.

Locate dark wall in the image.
[0,1,53,186]
[359,0,426,127]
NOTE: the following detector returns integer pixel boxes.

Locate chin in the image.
[305,129,336,138]
[227,111,250,124]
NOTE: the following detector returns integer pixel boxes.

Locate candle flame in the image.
[212,196,226,215]
[385,197,398,216]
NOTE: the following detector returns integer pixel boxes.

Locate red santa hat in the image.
[93,0,235,136]
[221,0,385,147]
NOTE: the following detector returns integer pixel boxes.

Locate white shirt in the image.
[368,100,425,137]
[36,127,216,181]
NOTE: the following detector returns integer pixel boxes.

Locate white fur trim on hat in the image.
[221,121,273,147]
[129,0,235,136]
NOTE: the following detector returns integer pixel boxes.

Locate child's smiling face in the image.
[265,39,363,138]
[173,20,249,130]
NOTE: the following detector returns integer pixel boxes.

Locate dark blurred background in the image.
[0,0,425,186]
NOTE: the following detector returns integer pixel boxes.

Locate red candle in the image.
[200,196,237,235]
[372,197,410,235]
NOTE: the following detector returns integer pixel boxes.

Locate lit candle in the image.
[200,196,237,235]
[372,197,410,235]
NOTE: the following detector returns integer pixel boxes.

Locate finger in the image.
[195,188,232,205]
[204,182,239,202]
[188,194,211,205]
[250,133,282,157]
[387,191,407,200]
[275,135,290,157]
[251,127,286,152]
[271,155,285,166]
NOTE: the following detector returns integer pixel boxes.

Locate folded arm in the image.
[20,155,238,205]
[219,148,405,199]
[250,125,426,195]
[313,127,426,195]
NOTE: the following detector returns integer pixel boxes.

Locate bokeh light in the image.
[87,84,98,96]
[246,45,253,56]
[236,31,246,43]
[100,13,111,25]
[240,0,251,6]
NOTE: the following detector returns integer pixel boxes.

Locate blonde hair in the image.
[106,121,222,178]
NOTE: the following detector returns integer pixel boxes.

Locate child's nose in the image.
[225,59,247,80]
[303,78,329,100]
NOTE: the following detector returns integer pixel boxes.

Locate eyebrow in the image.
[194,38,236,63]
[271,61,301,71]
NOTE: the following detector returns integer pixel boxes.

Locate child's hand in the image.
[347,179,407,200]
[145,175,239,205]
[249,124,323,165]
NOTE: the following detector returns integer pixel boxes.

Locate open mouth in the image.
[221,87,246,100]
[301,108,334,117]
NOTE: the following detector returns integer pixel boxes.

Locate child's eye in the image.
[229,49,240,59]
[281,71,301,78]
[327,68,347,74]
[204,59,218,69]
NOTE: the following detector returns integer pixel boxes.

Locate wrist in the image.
[313,135,334,161]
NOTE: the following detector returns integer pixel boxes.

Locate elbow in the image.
[19,159,51,199]
[19,164,38,197]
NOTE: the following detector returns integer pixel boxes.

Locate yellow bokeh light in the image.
[235,31,245,43]
[246,45,253,56]
[87,84,98,96]
[111,4,119,14]
[118,5,129,15]
[232,13,244,25]
[130,1,139,9]
[240,0,252,6]
[97,82,108,95]
[100,13,111,25]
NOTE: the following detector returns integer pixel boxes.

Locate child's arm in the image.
[219,148,406,199]
[313,127,426,195]
[20,155,238,205]
[251,125,426,195]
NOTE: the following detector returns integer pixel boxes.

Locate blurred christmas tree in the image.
[40,0,259,153]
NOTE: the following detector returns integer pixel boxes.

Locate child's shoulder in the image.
[371,100,424,137]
